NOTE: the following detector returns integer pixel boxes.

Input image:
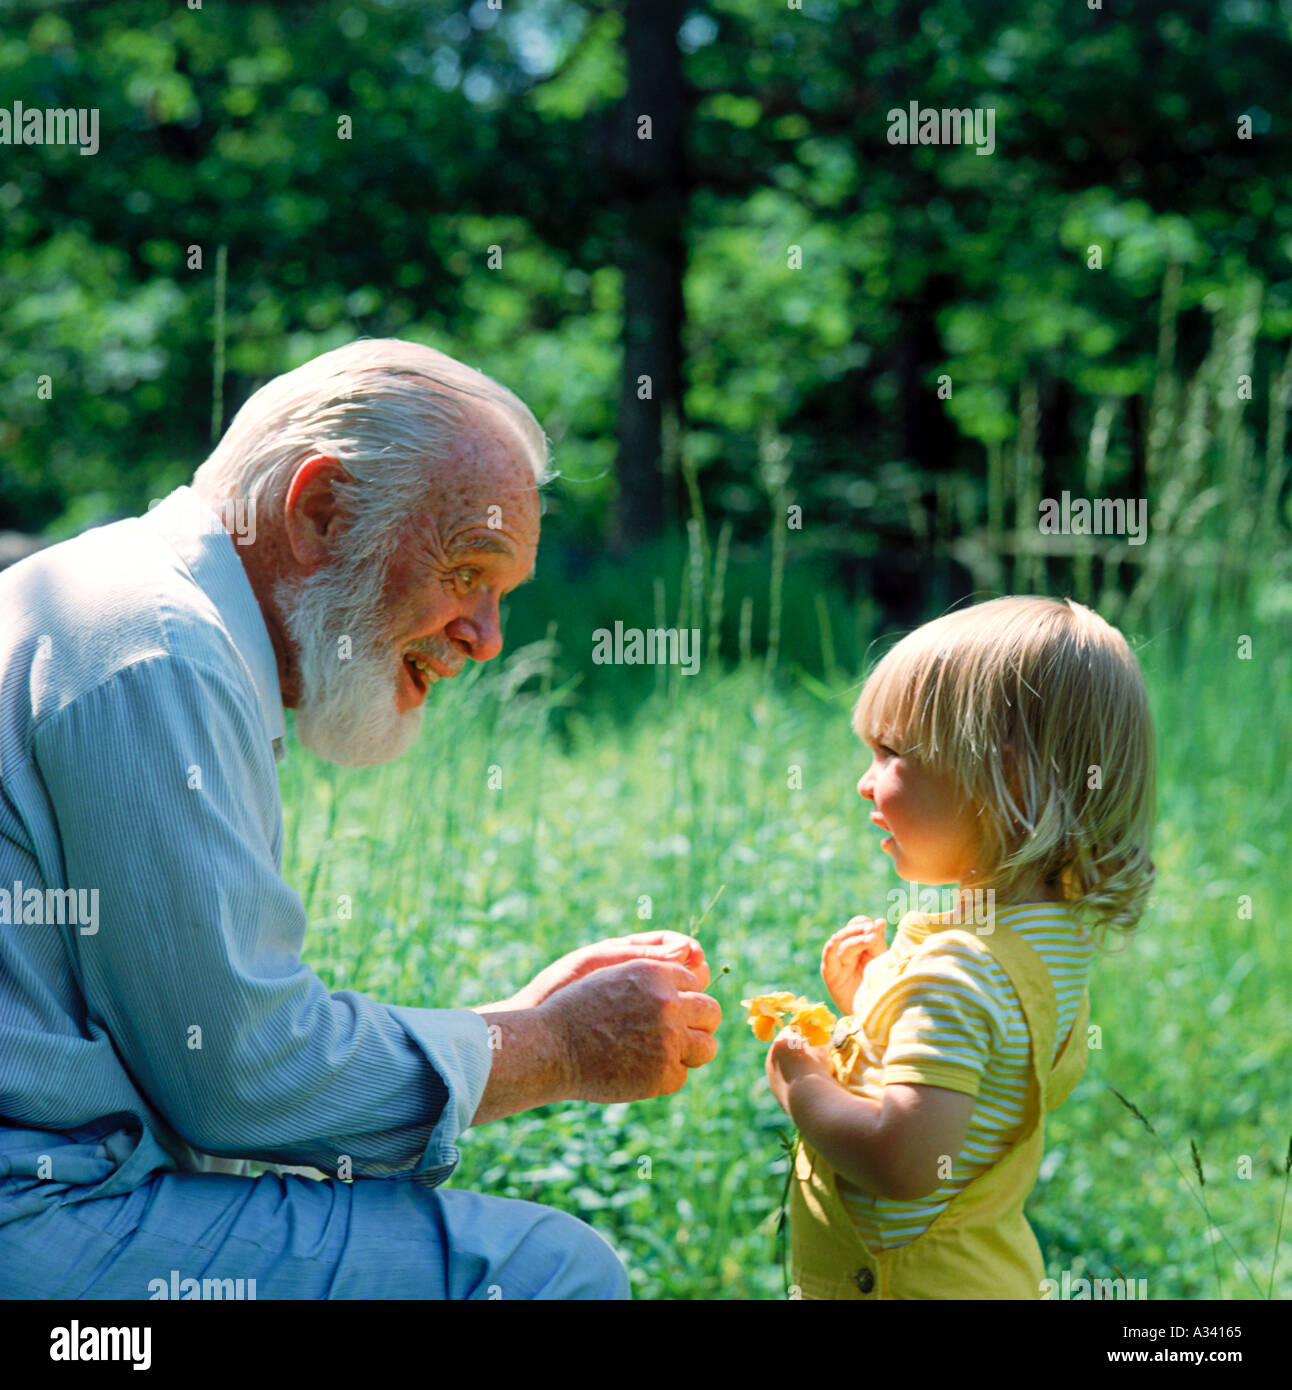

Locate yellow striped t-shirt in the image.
[835,902,1093,1249]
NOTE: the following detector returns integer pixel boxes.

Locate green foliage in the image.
[3,0,1290,584]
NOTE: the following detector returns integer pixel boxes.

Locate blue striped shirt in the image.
[0,486,493,1221]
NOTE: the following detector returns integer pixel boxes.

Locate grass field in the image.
[277,590,1291,1301]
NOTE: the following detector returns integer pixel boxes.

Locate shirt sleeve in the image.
[870,935,1010,1099]
[32,654,493,1185]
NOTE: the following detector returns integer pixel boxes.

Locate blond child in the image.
[762,595,1156,1299]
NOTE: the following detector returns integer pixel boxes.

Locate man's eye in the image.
[457,568,479,589]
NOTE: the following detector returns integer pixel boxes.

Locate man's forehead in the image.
[446,405,542,478]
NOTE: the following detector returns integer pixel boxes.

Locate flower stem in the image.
[1267,1135,1292,1300]
[689,883,726,936]
[776,1129,801,1297]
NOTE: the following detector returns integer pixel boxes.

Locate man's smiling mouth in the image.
[404,654,435,695]
[403,650,463,697]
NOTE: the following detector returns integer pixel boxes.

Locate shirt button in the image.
[855,1267,875,1294]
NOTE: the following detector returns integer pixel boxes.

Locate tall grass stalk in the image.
[815,590,837,686]
[1108,1087,1263,1298]
[1262,342,1292,544]
[653,575,667,698]
[1267,1136,1292,1300]
[688,517,704,654]
[708,519,731,666]
[766,498,785,681]
[1013,377,1041,593]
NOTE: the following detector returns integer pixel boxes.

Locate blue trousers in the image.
[0,1170,631,1300]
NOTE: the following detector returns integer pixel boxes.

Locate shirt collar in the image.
[899,900,1075,939]
[142,486,288,763]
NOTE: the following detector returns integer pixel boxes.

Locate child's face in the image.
[857,736,985,886]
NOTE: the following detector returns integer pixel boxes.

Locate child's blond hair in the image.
[852,595,1155,951]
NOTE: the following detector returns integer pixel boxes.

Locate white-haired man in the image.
[0,339,720,1299]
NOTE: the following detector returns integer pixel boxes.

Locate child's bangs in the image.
[851,634,944,760]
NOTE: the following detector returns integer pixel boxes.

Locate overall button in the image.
[855,1267,875,1294]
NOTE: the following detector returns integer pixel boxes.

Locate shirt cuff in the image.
[384,1006,494,1185]
[882,1061,981,1098]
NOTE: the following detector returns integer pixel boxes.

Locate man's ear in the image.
[284,456,352,569]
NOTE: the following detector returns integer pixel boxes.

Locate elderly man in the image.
[0,338,720,1299]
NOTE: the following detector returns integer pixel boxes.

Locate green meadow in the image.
[278,575,1292,1302]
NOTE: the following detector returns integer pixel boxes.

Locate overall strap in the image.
[926,913,1065,1121]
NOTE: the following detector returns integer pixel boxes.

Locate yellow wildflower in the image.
[787,998,837,1047]
[741,991,798,1042]
[743,992,837,1046]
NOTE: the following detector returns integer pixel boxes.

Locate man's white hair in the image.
[191,337,551,565]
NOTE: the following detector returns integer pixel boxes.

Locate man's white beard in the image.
[276,549,424,768]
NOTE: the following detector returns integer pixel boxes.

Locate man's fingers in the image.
[623,932,706,969]
[678,987,721,1033]
[681,1026,719,1069]
[586,935,704,973]
[623,930,696,950]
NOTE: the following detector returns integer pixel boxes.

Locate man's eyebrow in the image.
[450,535,516,558]
[449,533,537,585]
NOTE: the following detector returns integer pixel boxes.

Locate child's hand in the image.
[821,915,887,1014]
[765,1028,836,1118]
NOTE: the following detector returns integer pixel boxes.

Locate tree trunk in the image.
[609,0,688,551]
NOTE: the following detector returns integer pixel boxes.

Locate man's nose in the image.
[451,597,503,663]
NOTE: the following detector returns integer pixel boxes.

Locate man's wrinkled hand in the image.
[540,956,721,1103]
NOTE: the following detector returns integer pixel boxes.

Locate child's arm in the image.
[766,1035,974,1201]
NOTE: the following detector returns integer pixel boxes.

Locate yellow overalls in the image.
[789,911,1090,1299]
